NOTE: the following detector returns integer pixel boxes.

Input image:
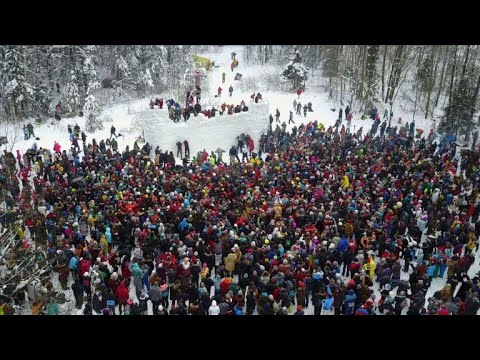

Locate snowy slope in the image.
[136,101,269,159]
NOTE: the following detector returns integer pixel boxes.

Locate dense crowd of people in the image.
[1,47,480,316]
[2,95,480,316]
[149,83,259,124]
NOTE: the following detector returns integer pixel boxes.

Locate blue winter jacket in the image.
[344,290,357,315]
[105,227,112,244]
[68,256,78,271]
[338,237,348,253]
[179,218,189,231]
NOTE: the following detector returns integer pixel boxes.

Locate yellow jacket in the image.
[99,236,109,255]
[250,158,261,166]
[467,237,477,251]
[200,267,209,280]
[363,258,376,278]
[342,175,350,189]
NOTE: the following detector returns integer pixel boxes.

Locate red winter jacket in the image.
[248,138,254,152]
[116,281,129,303]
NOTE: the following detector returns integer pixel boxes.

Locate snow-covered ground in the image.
[5,46,437,166]
[3,45,465,315]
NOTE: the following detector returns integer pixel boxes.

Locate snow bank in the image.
[135,101,270,158]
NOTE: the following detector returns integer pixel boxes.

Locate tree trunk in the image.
[466,73,480,143]
[446,45,458,125]
[385,46,398,103]
[381,45,387,100]
[473,116,480,149]
[434,45,448,109]
[460,45,470,81]
[425,47,439,119]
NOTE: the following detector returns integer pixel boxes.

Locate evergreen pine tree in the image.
[1,45,34,121]
[84,94,103,133]
[282,47,309,90]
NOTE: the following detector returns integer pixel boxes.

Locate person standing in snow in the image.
[241,143,249,162]
[26,123,35,138]
[176,141,183,159]
[296,102,302,115]
[149,281,162,315]
[229,85,233,97]
[229,145,240,164]
[347,112,353,123]
[303,104,308,117]
[222,72,226,84]
[338,108,343,121]
[215,148,226,163]
[23,125,30,140]
[289,110,295,125]
[269,114,274,129]
[54,101,62,120]
[231,51,236,61]
[72,137,80,152]
[110,125,117,139]
[275,109,280,123]
[183,140,190,158]
[345,105,350,118]
[217,87,222,97]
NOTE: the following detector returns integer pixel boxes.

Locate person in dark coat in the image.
[71,279,84,309]
[394,291,407,315]
[176,141,183,159]
[465,296,480,315]
[293,305,304,315]
[289,111,295,125]
[345,105,350,119]
[180,141,189,158]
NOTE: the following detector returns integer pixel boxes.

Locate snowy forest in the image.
[1,45,480,142]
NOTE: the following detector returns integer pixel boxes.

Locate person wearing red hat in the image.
[294,305,304,315]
